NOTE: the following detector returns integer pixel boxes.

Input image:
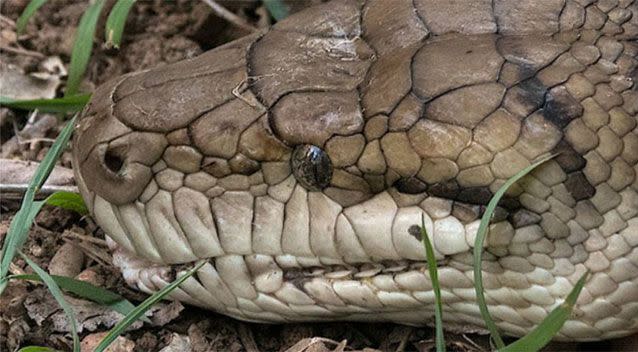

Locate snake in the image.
[70,0,638,341]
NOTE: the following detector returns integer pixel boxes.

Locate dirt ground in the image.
[1,1,637,351]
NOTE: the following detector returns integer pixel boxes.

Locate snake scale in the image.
[71,0,638,341]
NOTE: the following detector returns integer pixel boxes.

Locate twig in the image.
[462,334,486,352]
[0,44,46,58]
[237,323,260,352]
[333,340,347,352]
[62,230,108,248]
[18,137,57,145]
[67,239,112,267]
[1,113,58,158]
[232,79,259,108]
[0,183,78,199]
[9,262,27,276]
[201,0,258,32]
[284,338,344,352]
[395,328,413,352]
[0,159,76,198]
[0,14,16,28]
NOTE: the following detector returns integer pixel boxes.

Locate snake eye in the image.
[291,144,332,191]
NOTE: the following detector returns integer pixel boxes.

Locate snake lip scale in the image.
[71,0,638,341]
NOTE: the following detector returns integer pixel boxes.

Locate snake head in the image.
[70,0,638,339]
[70,6,380,266]
[70,48,367,265]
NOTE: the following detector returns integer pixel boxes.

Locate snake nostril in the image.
[104,148,125,174]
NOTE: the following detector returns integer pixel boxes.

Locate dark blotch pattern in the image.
[510,209,542,228]
[565,172,596,201]
[543,86,584,128]
[408,225,423,241]
[553,140,587,173]
[518,77,547,110]
[395,177,428,194]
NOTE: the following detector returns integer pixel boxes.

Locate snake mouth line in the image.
[113,247,440,293]
[191,258,438,284]
[110,242,473,325]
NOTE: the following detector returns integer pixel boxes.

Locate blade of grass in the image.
[30,115,78,188]
[263,0,290,20]
[421,214,445,352]
[498,272,589,352]
[45,191,88,215]
[65,0,105,96]
[19,252,80,352]
[473,154,555,349]
[0,94,90,113]
[15,0,48,34]
[105,0,136,49]
[0,115,77,292]
[0,201,45,294]
[9,273,149,323]
[18,346,58,352]
[94,261,206,352]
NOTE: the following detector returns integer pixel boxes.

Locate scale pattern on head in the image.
[72,0,638,340]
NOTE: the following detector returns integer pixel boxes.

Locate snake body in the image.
[72,0,638,340]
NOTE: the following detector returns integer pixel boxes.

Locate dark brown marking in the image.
[482,205,509,223]
[552,140,586,173]
[457,187,492,205]
[509,209,542,228]
[408,225,423,241]
[395,176,428,194]
[202,157,231,178]
[517,77,547,108]
[229,153,261,175]
[564,172,596,201]
[284,269,312,292]
[428,180,460,199]
[499,197,521,211]
[452,203,481,223]
[542,86,583,128]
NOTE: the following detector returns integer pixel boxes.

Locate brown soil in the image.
[0,1,636,351]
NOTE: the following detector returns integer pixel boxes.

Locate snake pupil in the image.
[291,144,332,191]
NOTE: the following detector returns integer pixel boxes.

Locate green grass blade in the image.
[498,272,589,352]
[0,94,90,113]
[105,0,136,49]
[29,114,78,191]
[9,273,149,323]
[45,191,88,215]
[18,346,58,352]
[15,0,48,34]
[263,0,290,20]
[421,214,445,352]
[19,252,80,352]
[0,115,77,289]
[473,154,555,349]
[94,261,206,352]
[65,0,105,96]
[0,201,45,294]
